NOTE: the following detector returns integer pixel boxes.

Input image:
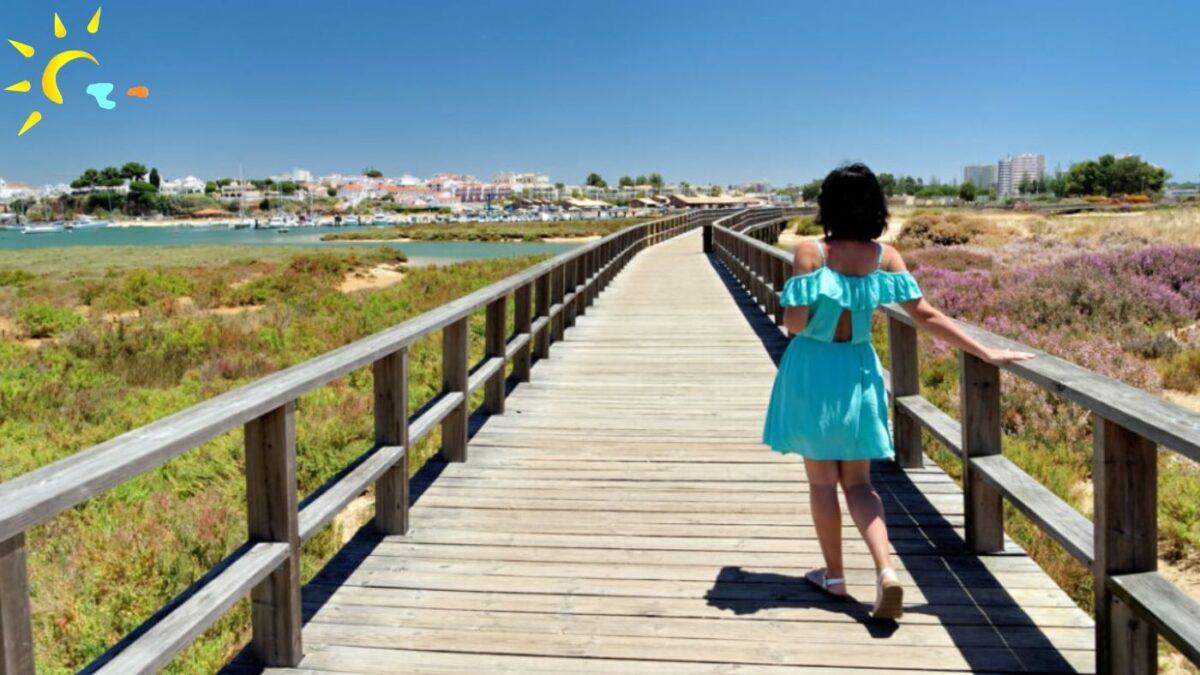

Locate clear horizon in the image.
[1,0,1197,187]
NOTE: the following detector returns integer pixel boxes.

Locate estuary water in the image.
[0,225,579,265]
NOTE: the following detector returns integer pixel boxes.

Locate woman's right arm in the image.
[783,241,820,335]
[883,246,1034,365]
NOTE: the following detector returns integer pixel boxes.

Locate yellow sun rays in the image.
[6,7,104,135]
[9,40,35,58]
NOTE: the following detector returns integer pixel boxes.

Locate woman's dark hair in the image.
[815,163,889,241]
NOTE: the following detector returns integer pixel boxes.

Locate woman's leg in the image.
[838,460,893,574]
[803,458,845,594]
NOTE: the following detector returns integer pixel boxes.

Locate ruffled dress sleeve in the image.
[875,271,923,304]
[778,269,922,309]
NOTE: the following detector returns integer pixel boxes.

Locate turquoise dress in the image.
[762,242,923,461]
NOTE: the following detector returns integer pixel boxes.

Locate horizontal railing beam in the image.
[83,542,289,675]
[1109,572,1200,665]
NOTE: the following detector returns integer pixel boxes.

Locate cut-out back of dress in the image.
[778,239,923,346]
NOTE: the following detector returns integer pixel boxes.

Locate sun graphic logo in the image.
[5,7,149,136]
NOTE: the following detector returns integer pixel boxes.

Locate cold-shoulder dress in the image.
[762,242,923,461]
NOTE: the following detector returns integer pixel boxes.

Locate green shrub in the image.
[897,213,1000,249]
[1161,349,1200,391]
[0,269,35,288]
[1123,333,1182,360]
[790,216,822,236]
[17,303,84,338]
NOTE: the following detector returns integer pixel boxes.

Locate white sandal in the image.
[871,567,904,620]
[804,568,847,598]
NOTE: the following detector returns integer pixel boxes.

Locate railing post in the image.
[440,317,469,462]
[959,352,1004,553]
[551,264,565,343]
[888,317,924,469]
[0,534,34,675]
[513,283,532,382]
[564,259,578,328]
[772,256,787,327]
[244,403,302,667]
[703,223,713,253]
[574,255,587,318]
[534,273,551,359]
[1094,416,1157,675]
[373,349,409,535]
[485,297,507,415]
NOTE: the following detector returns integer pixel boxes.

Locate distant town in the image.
[0,152,1193,230]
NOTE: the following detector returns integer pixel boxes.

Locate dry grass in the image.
[1032,205,1200,245]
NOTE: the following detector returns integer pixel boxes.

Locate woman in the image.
[762,163,1033,620]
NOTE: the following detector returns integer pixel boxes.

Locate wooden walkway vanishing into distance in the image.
[256,230,1094,674]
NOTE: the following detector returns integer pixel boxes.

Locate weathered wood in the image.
[409,392,464,449]
[244,404,302,667]
[484,297,507,415]
[888,318,924,468]
[534,272,551,359]
[0,534,33,675]
[466,357,505,396]
[297,443,406,543]
[1094,416,1157,675]
[971,455,1094,568]
[89,542,288,675]
[440,317,469,463]
[551,264,566,342]
[512,283,532,382]
[883,305,1200,464]
[895,395,961,458]
[960,352,1004,554]
[373,349,409,535]
[563,259,578,328]
[1108,572,1200,666]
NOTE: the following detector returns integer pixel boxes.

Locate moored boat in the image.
[66,215,111,230]
[22,221,66,234]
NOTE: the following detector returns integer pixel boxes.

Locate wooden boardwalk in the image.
[266,231,1094,674]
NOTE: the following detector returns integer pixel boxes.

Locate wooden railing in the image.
[0,210,719,675]
[708,210,1200,675]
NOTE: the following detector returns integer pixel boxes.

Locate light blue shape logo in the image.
[85,82,115,110]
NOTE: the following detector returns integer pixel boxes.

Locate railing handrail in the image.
[0,212,697,544]
[708,213,1200,674]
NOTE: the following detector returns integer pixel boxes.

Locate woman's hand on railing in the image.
[981,347,1037,365]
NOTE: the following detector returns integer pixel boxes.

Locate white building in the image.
[161,176,206,195]
[219,182,263,203]
[998,154,1045,197]
[281,168,314,183]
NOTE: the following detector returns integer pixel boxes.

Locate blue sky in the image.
[0,0,1197,186]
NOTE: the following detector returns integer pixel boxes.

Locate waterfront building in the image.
[963,164,997,190]
[161,176,206,195]
[997,153,1045,196]
[219,182,263,203]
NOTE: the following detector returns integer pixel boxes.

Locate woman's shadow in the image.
[704,566,901,639]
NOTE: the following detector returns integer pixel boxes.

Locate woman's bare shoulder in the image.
[879,243,910,273]
[792,239,823,274]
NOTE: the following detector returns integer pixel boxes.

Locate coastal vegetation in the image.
[871,207,1200,663]
[320,218,648,242]
[0,246,551,672]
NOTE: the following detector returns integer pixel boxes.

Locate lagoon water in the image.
[0,225,578,265]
